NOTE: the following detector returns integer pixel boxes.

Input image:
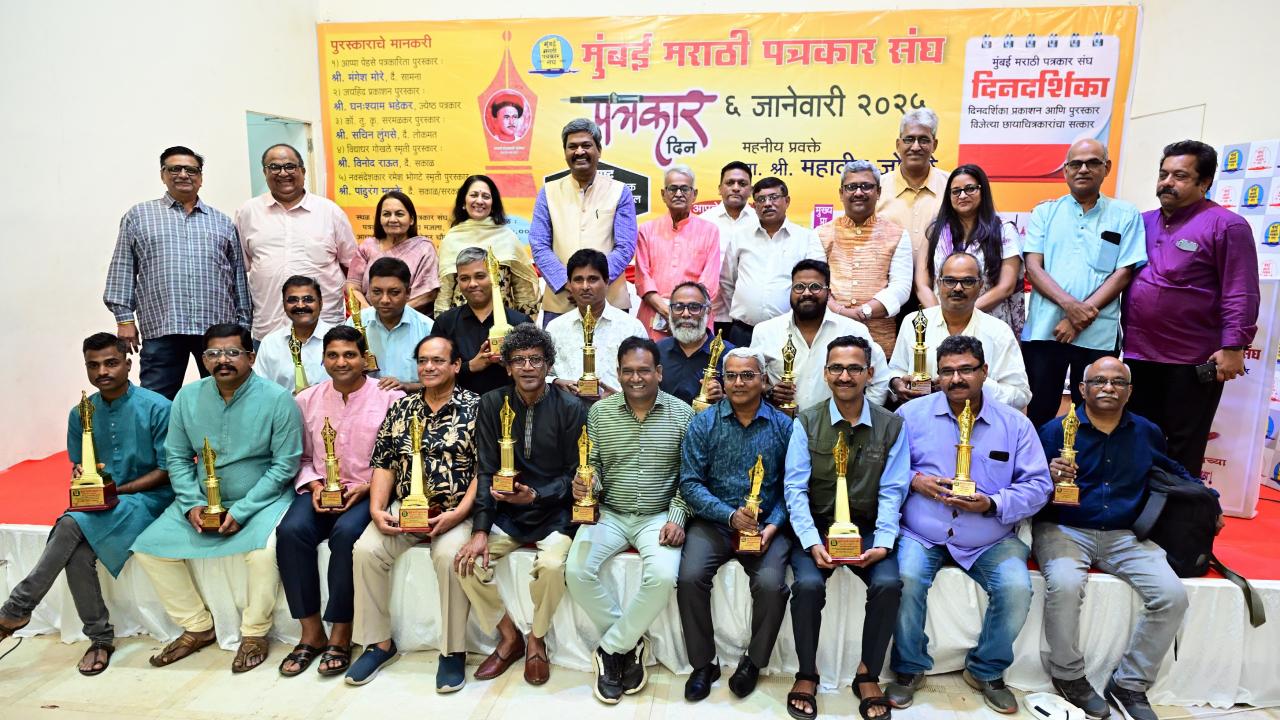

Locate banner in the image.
[316,7,1140,239]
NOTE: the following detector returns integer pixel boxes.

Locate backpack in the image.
[1133,465,1265,627]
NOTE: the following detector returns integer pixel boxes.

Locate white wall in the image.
[1,0,1276,469]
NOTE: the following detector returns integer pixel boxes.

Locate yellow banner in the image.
[318,7,1138,239]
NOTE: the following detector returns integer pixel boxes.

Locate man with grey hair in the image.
[636,165,722,340]
[878,108,950,257]
[816,159,913,354]
[658,281,734,405]
[677,345,792,701]
[430,245,532,395]
[530,118,637,325]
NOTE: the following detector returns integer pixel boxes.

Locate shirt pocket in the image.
[976,453,1014,495]
[1088,234,1121,273]
[1154,239,1209,286]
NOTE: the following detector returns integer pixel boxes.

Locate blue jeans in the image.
[139,334,208,400]
[891,535,1032,681]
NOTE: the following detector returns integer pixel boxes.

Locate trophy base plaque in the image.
[908,378,934,394]
[827,534,863,564]
[200,509,227,531]
[1053,483,1081,506]
[363,352,380,374]
[734,532,763,555]
[399,504,442,534]
[691,397,712,413]
[489,333,505,356]
[492,471,519,494]
[577,377,599,398]
[572,502,600,525]
[69,481,119,512]
[950,479,977,497]
[320,488,345,509]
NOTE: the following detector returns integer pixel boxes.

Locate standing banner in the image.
[316,7,1140,238]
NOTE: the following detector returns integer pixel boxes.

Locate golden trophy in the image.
[486,248,512,355]
[950,400,978,497]
[200,438,228,530]
[493,395,520,493]
[319,417,345,509]
[734,454,766,554]
[288,331,309,396]
[1053,403,1082,506]
[577,305,600,398]
[907,313,934,394]
[826,432,863,562]
[691,330,726,413]
[345,285,380,373]
[571,426,600,524]
[68,391,119,511]
[777,334,798,412]
[399,416,439,533]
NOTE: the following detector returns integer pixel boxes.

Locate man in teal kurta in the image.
[132,323,301,673]
[0,333,172,675]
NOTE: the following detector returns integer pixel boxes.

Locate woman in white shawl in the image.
[436,175,541,318]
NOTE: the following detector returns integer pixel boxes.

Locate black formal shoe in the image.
[728,656,760,698]
[684,662,721,702]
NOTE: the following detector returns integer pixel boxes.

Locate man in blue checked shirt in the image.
[104,146,252,399]
[676,346,792,702]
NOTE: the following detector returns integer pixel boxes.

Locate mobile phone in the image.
[1194,361,1218,384]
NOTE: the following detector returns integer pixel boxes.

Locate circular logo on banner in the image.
[530,35,576,76]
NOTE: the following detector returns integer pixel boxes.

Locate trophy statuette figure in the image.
[399,415,439,533]
[68,391,119,511]
[320,417,345,509]
[345,285,380,373]
[950,400,977,497]
[691,330,726,413]
[825,432,863,562]
[733,454,766,554]
[577,305,600,398]
[1053,403,1081,506]
[493,395,521,493]
[907,312,934,395]
[288,330,309,396]
[777,334,798,412]
[572,426,599,524]
[200,438,228,530]
[486,248,512,355]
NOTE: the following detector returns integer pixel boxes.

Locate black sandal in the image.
[278,643,321,677]
[316,644,352,677]
[788,673,820,720]
[853,673,893,720]
[78,641,115,676]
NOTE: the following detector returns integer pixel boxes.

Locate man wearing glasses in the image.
[236,143,357,344]
[253,275,331,391]
[889,253,1030,409]
[719,177,826,348]
[657,281,732,405]
[877,108,950,258]
[677,347,792,702]
[431,247,532,396]
[105,146,252,399]
[635,166,722,341]
[1022,138,1146,430]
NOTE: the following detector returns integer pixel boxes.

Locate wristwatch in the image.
[860,303,874,320]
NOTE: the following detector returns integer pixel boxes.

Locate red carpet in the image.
[2,452,1277,580]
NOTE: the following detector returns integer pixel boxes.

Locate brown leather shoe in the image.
[475,637,525,680]
[524,645,550,685]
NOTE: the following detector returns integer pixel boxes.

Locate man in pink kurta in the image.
[635,166,721,341]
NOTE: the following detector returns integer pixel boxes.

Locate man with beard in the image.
[1122,140,1259,477]
[0,334,173,675]
[783,334,909,720]
[635,165,721,341]
[347,257,434,393]
[889,253,1030,409]
[719,177,826,348]
[886,335,1050,714]
[453,323,585,686]
[530,118,637,325]
[1035,357,1210,720]
[132,323,302,673]
[750,260,889,414]
[254,275,331,391]
[657,281,733,406]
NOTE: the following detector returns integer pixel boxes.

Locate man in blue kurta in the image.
[132,323,302,673]
[0,333,172,675]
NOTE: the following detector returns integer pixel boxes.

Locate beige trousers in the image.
[457,528,572,639]
[134,532,279,638]
[351,509,472,653]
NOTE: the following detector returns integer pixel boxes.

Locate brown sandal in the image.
[279,643,321,677]
[150,630,216,667]
[232,635,270,673]
[0,616,30,640]
[78,641,115,676]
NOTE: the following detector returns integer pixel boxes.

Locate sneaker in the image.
[622,636,650,694]
[963,670,1019,714]
[885,672,926,709]
[1053,676,1111,719]
[593,647,624,704]
[1106,678,1158,720]
[344,641,399,686]
[435,651,467,693]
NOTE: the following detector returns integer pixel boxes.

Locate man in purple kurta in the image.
[1122,140,1260,477]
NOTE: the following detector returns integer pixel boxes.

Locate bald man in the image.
[1033,357,1216,720]
[1021,139,1147,430]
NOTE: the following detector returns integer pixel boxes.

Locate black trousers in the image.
[275,492,372,622]
[140,334,210,400]
[676,519,792,669]
[1021,340,1114,431]
[726,320,755,349]
[1126,359,1225,478]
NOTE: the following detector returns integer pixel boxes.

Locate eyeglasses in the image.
[202,348,247,360]
[938,365,982,378]
[1065,159,1106,171]
[265,163,302,174]
[791,282,828,294]
[164,165,202,176]
[508,355,546,368]
[754,193,786,206]
[284,294,317,305]
[670,301,709,315]
[825,364,867,377]
[723,371,761,383]
[899,135,934,147]
[664,185,693,195]
[1085,377,1131,389]
[949,184,981,197]
[841,182,878,194]
[939,276,980,289]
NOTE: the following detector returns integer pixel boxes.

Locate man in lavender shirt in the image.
[885,335,1052,715]
[1122,140,1260,477]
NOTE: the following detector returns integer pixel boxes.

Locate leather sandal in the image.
[278,643,321,677]
[150,630,216,667]
[317,644,352,677]
[78,641,115,676]
[232,635,270,673]
[475,636,525,680]
[788,674,821,720]
[0,616,30,640]
[853,672,893,720]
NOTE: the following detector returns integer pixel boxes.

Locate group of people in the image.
[0,108,1258,720]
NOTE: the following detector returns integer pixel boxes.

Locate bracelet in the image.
[117,320,136,326]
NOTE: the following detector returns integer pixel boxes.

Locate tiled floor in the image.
[0,636,1275,719]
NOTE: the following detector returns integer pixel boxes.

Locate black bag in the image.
[1133,465,1265,627]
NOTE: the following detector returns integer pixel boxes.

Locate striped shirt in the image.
[104,194,252,338]
[587,389,693,525]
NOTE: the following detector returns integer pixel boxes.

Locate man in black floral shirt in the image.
[347,335,480,691]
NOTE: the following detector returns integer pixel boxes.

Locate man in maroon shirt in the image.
[1121,140,1260,476]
